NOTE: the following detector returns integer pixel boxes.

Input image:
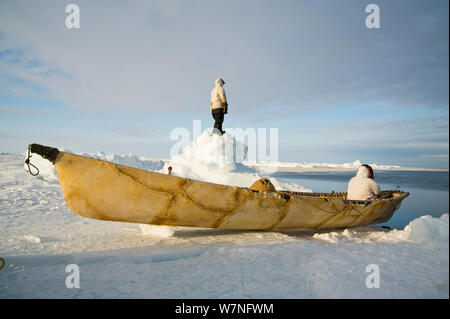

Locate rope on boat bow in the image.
[25,144,60,176]
[25,146,39,176]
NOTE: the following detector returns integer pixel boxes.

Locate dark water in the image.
[272,171,449,229]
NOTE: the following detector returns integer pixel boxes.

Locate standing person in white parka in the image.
[210,78,228,135]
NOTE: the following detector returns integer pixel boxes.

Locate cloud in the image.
[0,0,448,114]
[419,153,449,159]
[0,105,51,115]
[275,114,449,167]
[322,117,449,150]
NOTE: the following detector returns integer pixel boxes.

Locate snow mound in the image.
[172,131,247,169]
[313,214,449,250]
[164,131,311,192]
[87,152,164,171]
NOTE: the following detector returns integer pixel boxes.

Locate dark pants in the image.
[211,108,225,134]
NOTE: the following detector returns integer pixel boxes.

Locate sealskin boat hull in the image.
[28,145,409,230]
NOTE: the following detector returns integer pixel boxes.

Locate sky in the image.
[0,0,448,168]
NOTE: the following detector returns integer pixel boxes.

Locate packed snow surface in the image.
[1,133,448,298]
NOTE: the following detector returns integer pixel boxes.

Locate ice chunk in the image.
[23,235,41,243]
[402,214,449,249]
[139,224,175,238]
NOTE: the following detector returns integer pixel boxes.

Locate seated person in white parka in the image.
[347,164,381,200]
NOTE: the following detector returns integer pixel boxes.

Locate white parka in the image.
[347,166,381,200]
[210,78,227,111]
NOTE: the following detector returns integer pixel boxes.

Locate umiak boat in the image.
[26,144,409,230]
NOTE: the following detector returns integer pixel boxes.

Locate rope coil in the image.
[25,146,40,176]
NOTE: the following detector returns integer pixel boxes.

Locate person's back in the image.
[347,165,380,200]
[210,79,227,111]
